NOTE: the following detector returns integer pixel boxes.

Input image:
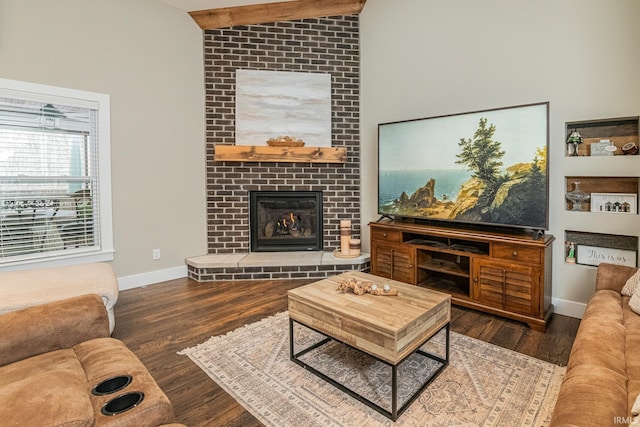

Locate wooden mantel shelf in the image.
[189,0,367,30]
[215,144,347,163]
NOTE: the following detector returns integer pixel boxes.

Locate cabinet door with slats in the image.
[473,259,540,316]
[371,242,393,279]
[390,247,414,284]
[371,241,414,284]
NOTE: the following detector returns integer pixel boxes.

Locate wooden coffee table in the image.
[288,271,451,421]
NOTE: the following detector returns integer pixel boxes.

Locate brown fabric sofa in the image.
[0,294,183,426]
[550,263,640,427]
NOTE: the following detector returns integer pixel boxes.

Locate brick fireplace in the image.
[186,14,370,281]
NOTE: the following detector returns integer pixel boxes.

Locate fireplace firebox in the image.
[250,191,323,252]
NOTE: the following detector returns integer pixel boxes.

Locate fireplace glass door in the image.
[250,191,323,252]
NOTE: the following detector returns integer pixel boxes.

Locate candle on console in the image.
[340,220,351,255]
[349,238,361,256]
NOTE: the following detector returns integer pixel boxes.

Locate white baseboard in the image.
[117,265,187,291]
[552,297,586,319]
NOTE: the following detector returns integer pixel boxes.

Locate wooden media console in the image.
[370,220,554,332]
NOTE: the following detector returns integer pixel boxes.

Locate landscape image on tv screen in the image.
[378,102,549,230]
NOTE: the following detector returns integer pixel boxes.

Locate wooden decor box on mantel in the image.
[369,220,555,332]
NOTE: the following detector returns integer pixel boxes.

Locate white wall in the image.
[0,0,207,281]
[360,0,640,317]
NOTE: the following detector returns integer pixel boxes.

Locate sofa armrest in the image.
[0,294,110,367]
[595,263,638,293]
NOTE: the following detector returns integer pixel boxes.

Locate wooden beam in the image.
[189,0,366,30]
[215,145,347,163]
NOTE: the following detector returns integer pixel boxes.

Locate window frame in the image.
[0,78,114,269]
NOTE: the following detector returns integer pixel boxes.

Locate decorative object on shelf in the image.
[266,135,305,147]
[336,277,398,296]
[622,142,639,155]
[590,193,637,214]
[566,130,583,156]
[340,220,351,256]
[349,238,361,256]
[565,242,576,263]
[590,139,617,156]
[566,182,590,211]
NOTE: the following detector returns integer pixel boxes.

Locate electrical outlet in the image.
[152,248,161,260]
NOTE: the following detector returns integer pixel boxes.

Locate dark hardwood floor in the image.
[112,277,580,427]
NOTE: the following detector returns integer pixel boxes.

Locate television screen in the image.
[378,102,549,231]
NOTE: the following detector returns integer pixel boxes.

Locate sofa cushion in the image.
[549,364,627,427]
[623,296,640,328]
[0,294,110,367]
[567,316,627,376]
[623,268,640,296]
[0,369,93,427]
[0,349,81,388]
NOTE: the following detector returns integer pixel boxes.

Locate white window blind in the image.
[0,79,113,267]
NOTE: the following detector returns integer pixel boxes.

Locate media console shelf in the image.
[370,220,554,332]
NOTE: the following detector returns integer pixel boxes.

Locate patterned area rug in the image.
[179,312,564,426]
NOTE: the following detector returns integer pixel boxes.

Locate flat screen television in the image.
[378,102,549,233]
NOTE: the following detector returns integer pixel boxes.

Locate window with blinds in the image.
[0,78,113,267]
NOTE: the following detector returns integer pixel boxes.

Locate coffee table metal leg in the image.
[290,317,449,421]
[391,364,398,420]
[289,317,294,360]
[445,322,450,361]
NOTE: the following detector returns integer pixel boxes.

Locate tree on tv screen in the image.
[454,117,546,227]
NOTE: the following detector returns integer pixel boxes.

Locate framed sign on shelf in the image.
[576,244,637,267]
[590,193,637,214]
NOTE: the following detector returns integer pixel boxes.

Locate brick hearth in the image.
[186,251,370,282]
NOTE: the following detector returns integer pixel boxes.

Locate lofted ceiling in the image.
[157,0,366,29]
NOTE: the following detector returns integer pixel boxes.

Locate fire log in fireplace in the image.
[249,191,323,252]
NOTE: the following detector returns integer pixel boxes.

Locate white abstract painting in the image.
[235,69,332,146]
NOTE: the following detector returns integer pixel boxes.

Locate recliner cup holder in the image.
[101,391,145,416]
[92,375,133,396]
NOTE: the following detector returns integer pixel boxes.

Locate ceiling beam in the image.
[189,0,367,30]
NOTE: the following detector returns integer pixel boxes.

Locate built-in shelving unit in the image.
[563,116,639,268]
